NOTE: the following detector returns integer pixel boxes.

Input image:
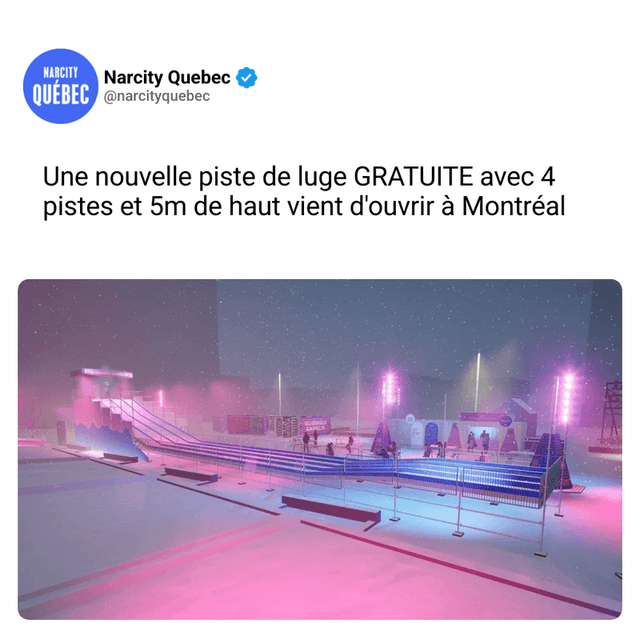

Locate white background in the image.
[2,0,638,636]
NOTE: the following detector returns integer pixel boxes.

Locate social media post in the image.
[15,277,622,624]
[4,0,638,635]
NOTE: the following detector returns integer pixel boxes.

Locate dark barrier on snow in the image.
[164,467,218,483]
[103,453,138,463]
[282,494,381,523]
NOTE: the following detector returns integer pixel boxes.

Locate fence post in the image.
[302,454,306,497]
[453,467,464,537]
[195,444,198,472]
[390,478,400,521]
[535,474,549,557]
[394,455,402,489]
[267,445,274,491]
[238,449,246,485]
[556,432,567,518]
[343,459,347,505]
[537,379,560,556]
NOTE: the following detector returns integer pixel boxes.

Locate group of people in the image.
[298,429,498,463]
[302,433,401,459]
[423,441,448,458]
[302,430,492,460]
[378,441,398,459]
[307,431,511,461]
[325,438,356,456]
[467,430,491,452]
[302,431,355,457]
[422,430,491,459]
[302,430,320,453]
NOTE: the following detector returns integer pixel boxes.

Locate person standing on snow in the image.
[303,431,310,453]
[481,430,490,452]
[346,435,354,454]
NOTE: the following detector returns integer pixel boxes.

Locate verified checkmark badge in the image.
[236,67,257,88]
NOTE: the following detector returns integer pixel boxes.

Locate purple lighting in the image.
[381,372,400,406]
[558,373,576,424]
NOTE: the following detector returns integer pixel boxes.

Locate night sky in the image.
[18,280,616,395]
[19,281,219,385]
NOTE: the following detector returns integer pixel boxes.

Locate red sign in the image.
[70,368,133,379]
[300,416,331,435]
[459,412,510,423]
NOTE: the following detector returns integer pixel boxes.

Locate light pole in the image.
[278,372,282,416]
[474,352,481,412]
[556,373,574,517]
[356,362,360,437]
[536,375,559,557]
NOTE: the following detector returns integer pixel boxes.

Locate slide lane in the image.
[142,438,548,506]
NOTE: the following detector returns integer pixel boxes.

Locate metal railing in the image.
[140,436,562,554]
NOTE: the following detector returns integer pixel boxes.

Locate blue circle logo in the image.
[24,49,98,123]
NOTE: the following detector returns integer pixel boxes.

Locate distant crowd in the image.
[300,428,493,460]
[422,430,491,459]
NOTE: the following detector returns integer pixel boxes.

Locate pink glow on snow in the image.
[19,511,620,620]
[18,422,622,620]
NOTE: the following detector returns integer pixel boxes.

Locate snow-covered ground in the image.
[17,427,622,623]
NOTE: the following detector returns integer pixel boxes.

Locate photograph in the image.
[18,279,622,619]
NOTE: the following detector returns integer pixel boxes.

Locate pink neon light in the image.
[558,371,575,425]
[381,372,400,405]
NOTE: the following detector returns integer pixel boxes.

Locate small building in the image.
[496,398,538,438]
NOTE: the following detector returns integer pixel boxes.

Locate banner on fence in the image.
[300,416,331,435]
